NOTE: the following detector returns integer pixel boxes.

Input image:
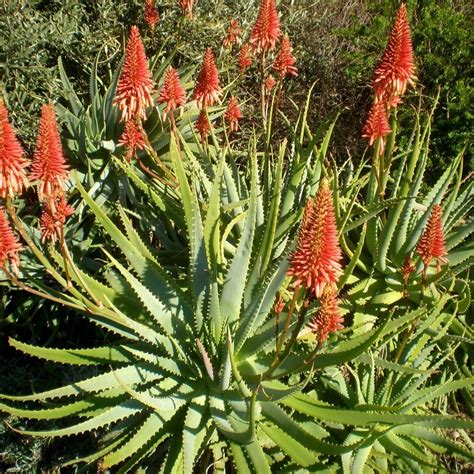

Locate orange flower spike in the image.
[362,100,391,154]
[119,119,146,161]
[158,67,186,119]
[30,104,69,202]
[178,0,194,19]
[273,292,285,316]
[250,0,281,53]
[238,44,252,73]
[273,35,298,79]
[373,3,415,105]
[0,99,29,199]
[288,179,343,298]
[265,74,276,93]
[223,19,241,49]
[224,96,243,134]
[416,204,447,272]
[195,110,211,143]
[0,207,22,276]
[40,196,75,244]
[144,0,159,31]
[307,287,343,343]
[193,48,222,110]
[114,26,154,122]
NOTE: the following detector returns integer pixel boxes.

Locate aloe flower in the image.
[250,0,281,53]
[0,99,29,199]
[223,19,241,49]
[265,75,276,93]
[224,96,243,134]
[158,67,186,119]
[40,196,75,244]
[195,110,211,143]
[178,0,194,19]
[193,48,222,109]
[30,104,69,202]
[144,0,159,31]
[362,100,391,153]
[115,26,154,122]
[273,35,298,79]
[307,287,343,343]
[119,119,145,161]
[0,207,22,275]
[288,179,342,298]
[416,204,447,273]
[238,43,252,73]
[373,3,415,106]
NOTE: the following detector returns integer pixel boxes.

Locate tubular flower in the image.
[30,104,69,202]
[416,204,447,272]
[0,99,29,199]
[288,179,343,298]
[273,35,298,79]
[195,110,211,143]
[158,67,186,119]
[119,119,146,161]
[362,100,391,154]
[250,0,281,53]
[114,26,154,122]
[144,0,159,31]
[193,48,222,109]
[40,196,75,244]
[178,0,194,19]
[224,96,243,134]
[273,293,285,316]
[307,287,343,343]
[238,43,252,72]
[0,208,22,276]
[265,74,276,93]
[372,3,415,106]
[223,19,241,48]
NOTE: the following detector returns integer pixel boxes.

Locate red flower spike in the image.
[145,0,159,31]
[178,0,194,19]
[416,204,447,272]
[238,44,252,73]
[30,104,69,202]
[0,207,22,276]
[223,19,241,49]
[195,110,211,143]
[288,179,343,298]
[193,48,222,110]
[224,96,243,134]
[362,100,391,154]
[402,255,415,285]
[273,293,285,316]
[273,35,298,79]
[158,67,186,119]
[265,75,276,93]
[373,3,415,106]
[40,196,75,244]
[0,99,29,199]
[119,119,146,161]
[307,287,343,343]
[114,26,154,122]
[250,0,281,53]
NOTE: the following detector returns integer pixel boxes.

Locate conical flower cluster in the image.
[40,196,75,244]
[30,104,69,202]
[158,67,186,119]
[416,204,447,272]
[119,119,145,161]
[362,100,391,153]
[178,0,194,19]
[115,26,154,122]
[238,44,252,72]
[223,19,241,49]
[265,75,276,93]
[195,110,211,143]
[193,48,222,109]
[250,0,281,53]
[373,3,415,105]
[273,35,298,79]
[307,287,343,342]
[288,179,342,297]
[0,99,29,199]
[0,207,22,275]
[145,0,159,31]
[224,96,243,134]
